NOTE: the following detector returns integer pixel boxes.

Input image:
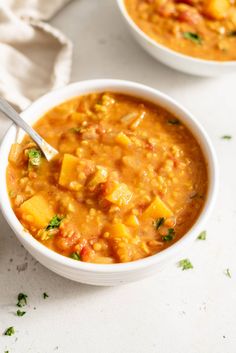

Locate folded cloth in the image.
[0,0,73,111]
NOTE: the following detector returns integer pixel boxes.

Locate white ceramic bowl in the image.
[116,0,236,77]
[0,79,218,285]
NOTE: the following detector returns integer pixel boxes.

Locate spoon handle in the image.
[0,97,44,147]
[0,96,58,161]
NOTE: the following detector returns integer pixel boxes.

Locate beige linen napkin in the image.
[0,0,73,111]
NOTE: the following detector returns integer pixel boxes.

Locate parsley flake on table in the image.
[183,32,202,44]
[221,135,232,140]
[197,231,206,240]
[224,268,231,278]
[43,292,49,299]
[4,327,15,336]
[16,309,26,317]
[178,258,193,270]
[17,293,28,307]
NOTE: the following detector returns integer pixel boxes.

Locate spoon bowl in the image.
[0,97,58,161]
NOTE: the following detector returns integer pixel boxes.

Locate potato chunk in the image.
[59,154,96,190]
[87,166,108,190]
[142,195,173,219]
[107,223,137,263]
[115,132,132,147]
[59,154,80,188]
[20,194,54,228]
[108,223,131,239]
[204,0,230,20]
[105,182,132,207]
[8,143,23,166]
[126,214,139,227]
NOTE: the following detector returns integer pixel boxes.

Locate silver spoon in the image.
[0,97,58,161]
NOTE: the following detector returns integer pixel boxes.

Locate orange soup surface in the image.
[125,0,236,61]
[7,93,207,264]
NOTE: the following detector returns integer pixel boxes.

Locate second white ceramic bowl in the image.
[0,79,218,285]
[116,0,236,77]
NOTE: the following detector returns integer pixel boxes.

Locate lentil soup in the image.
[7,93,208,264]
[124,0,236,61]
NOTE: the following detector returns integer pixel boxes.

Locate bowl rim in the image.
[0,79,219,274]
[116,0,236,67]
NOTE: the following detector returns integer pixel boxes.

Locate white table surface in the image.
[1,1,236,352]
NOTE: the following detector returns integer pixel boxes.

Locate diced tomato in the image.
[80,245,93,262]
[177,6,202,24]
[98,198,112,212]
[97,182,107,195]
[138,203,149,213]
[55,231,80,251]
[145,141,155,151]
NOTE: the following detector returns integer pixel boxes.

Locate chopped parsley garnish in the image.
[28,148,41,167]
[168,118,180,125]
[183,32,202,44]
[178,258,193,270]
[17,293,27,307]
[4,327,15,336]
[198,231,206,240]
[221,135,232,140]
[224,268,231,278]
[70,252,81,261]
[46,215,64,231]
[153,217,165,230]
[16,309,26,317]
[162,228,175,242]
[43,292,49,299]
